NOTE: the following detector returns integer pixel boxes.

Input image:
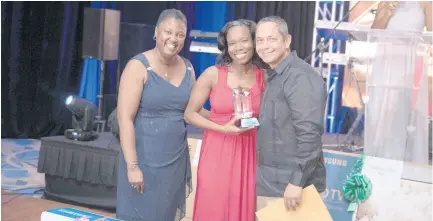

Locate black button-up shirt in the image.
[256,51,327,197]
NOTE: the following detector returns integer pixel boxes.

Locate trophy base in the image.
[240,117,260,128]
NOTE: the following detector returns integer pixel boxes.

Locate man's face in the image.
[255,22,291,69]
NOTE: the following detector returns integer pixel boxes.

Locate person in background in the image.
[371,1,431,31]
[116,9,208,221]
[368,1,432,164]
[184,19,265,221]
[254,16,327,213]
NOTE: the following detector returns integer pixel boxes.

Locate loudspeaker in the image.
[82,8,121,60]
[118,23,156,73]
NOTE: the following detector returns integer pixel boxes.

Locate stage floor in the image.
[1,139,45,197]
[1,184,195,221]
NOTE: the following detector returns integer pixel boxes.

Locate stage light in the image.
[64,95,98,141]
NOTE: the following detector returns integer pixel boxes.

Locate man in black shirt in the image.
[255,16,327,212]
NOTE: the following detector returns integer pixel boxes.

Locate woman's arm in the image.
[185,66,254,134]
[185,66,226,132]
[190,67,211,119]
[371,1,397,30]
[117,60,147,166]
[423,1,432,31]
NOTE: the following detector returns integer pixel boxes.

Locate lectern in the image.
[349,29,431,164]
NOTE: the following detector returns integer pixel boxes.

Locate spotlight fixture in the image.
[64,95,98,141]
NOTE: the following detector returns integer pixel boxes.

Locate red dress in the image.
[193,65,265,221]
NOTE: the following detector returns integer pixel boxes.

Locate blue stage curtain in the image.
[192,1,228,110]
[78,1,117,105]
[78,58,101,104]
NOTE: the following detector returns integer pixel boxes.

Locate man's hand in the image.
[284,183,303,210]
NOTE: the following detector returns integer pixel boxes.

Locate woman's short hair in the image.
[216,19,265,68]
[156,9,187,27]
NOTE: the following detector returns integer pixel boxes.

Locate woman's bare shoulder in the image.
[199,65,219,81]
[122,59,148,82]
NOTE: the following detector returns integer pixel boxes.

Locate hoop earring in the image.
[153,36,156,40]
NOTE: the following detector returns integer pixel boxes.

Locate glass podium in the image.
[348,29,431,164]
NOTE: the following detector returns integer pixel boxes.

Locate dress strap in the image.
[132,53,153,72]
[182,57,194,71]
[181,57,194,81]
[216,65,229,87]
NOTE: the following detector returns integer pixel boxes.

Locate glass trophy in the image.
[233,88,260,128]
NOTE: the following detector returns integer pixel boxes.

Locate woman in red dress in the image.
[184,19,266,221]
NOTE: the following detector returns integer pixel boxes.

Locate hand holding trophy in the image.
[233,87,260,128]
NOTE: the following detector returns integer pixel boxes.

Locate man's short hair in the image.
[257,16,289,36]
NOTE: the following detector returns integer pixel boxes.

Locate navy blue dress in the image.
[116,53,193,221]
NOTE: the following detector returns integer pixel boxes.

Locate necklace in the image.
[153,49,173,79]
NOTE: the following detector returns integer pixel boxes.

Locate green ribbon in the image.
[351,155,364,175]
[347,203,358,212]
[342,155,373,212]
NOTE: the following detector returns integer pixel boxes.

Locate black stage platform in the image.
[37,132,120,210]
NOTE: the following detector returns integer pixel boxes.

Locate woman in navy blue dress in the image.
[116,9,208,221]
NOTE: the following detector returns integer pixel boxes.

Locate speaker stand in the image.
[95,60,106,132]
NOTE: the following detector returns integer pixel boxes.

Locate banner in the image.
[41,208,120,221]
[322,150,358,221]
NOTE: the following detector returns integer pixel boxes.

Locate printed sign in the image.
[322,151,358,221]
[41,208,121,221]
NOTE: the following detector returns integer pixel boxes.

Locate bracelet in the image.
[126,163,138,170]
[127,159,139,164]
[126,160,138,169]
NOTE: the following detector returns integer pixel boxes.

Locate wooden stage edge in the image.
[1,191,115,221]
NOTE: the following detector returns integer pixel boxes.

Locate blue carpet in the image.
[1,139,44,197]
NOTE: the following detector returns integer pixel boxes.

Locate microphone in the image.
[304,1,395,64]
[303,1,361,63]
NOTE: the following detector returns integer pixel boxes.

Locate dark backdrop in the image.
[229,1,316,60]
[2,2,90,138]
